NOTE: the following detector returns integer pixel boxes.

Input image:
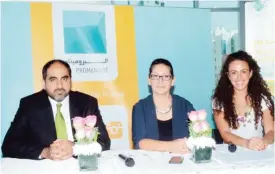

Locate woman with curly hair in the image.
[212,50,274,151]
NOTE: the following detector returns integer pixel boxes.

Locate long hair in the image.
[212,50,274,129]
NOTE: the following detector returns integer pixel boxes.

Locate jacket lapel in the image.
[37,90,57,143]
[147,95,159,139]
[43,107,57,141]
[172,95,189,139]
[69,92,80,141]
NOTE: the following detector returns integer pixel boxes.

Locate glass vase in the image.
[78,154,98,171]
[192,146,212,163]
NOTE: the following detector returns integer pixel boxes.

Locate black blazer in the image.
[132,94,195,149]
[1,90,110,159]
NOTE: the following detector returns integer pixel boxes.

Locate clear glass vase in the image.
[192,146,212,163]
[78,154,98,171]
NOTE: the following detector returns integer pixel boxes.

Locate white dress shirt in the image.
[48,96,74,141]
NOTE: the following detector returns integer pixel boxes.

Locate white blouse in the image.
[212,98,268,139]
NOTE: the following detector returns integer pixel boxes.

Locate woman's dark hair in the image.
[42,59,72,80]
[212,50,274,129]
[149,58,174,78]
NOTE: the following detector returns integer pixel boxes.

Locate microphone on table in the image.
[228,144,237,153]
[118,154,135,167]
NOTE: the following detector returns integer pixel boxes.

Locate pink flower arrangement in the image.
[188,110,207,122]
[72,115,99,143]
[192,122,202,133]
[188,111,199,122]
[188,109,211,137]
[186,109,216,152]
[200,121,210,132]
[192,121,210,133]
[197,110,207,121]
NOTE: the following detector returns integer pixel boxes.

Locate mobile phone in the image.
[169,156,184,164]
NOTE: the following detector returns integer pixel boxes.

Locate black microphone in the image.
[228,144,237,152]
[118,154,135,167]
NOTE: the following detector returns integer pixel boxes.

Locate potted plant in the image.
[72,115,102,171]
[186,110,216,163]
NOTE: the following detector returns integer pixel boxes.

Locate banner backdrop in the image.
[2,2,214,150]
[245,0,275,95]
[31,4,139,149]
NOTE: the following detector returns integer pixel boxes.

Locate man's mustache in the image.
[54,89,65,93]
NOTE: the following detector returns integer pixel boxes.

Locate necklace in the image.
[156,105,172,114]
[233,96,252,117]
[154,95,172,114]
[236,104,252,127]
[236,104,252,117]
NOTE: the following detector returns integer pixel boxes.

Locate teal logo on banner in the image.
[63,11,107,54]
[253,0,267,11]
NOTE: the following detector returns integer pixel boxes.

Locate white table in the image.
[1,145,274,174]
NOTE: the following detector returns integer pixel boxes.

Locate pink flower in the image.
[193,122,202,133]
[188,111,198,122]
[200,121,210,132]
[84,127,94,139]
[75,129,85,140]
[73,117,85,130]
[197,109,207,121]
[85,115,97,128]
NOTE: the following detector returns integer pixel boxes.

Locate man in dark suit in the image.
[1,59,111,160]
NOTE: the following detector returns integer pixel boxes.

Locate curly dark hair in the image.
[212,50,274,129]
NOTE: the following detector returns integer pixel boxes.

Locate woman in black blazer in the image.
[132,58,195,154]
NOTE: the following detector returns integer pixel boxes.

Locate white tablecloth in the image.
[1,145,274,174]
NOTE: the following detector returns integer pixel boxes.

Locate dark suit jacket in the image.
[132,94,195,149]
[2,90,110,159]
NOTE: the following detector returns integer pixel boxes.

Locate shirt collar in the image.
[48,95,69,107]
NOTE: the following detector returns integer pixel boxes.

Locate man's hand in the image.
[49,139,74,160]
[40,147,52,160]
